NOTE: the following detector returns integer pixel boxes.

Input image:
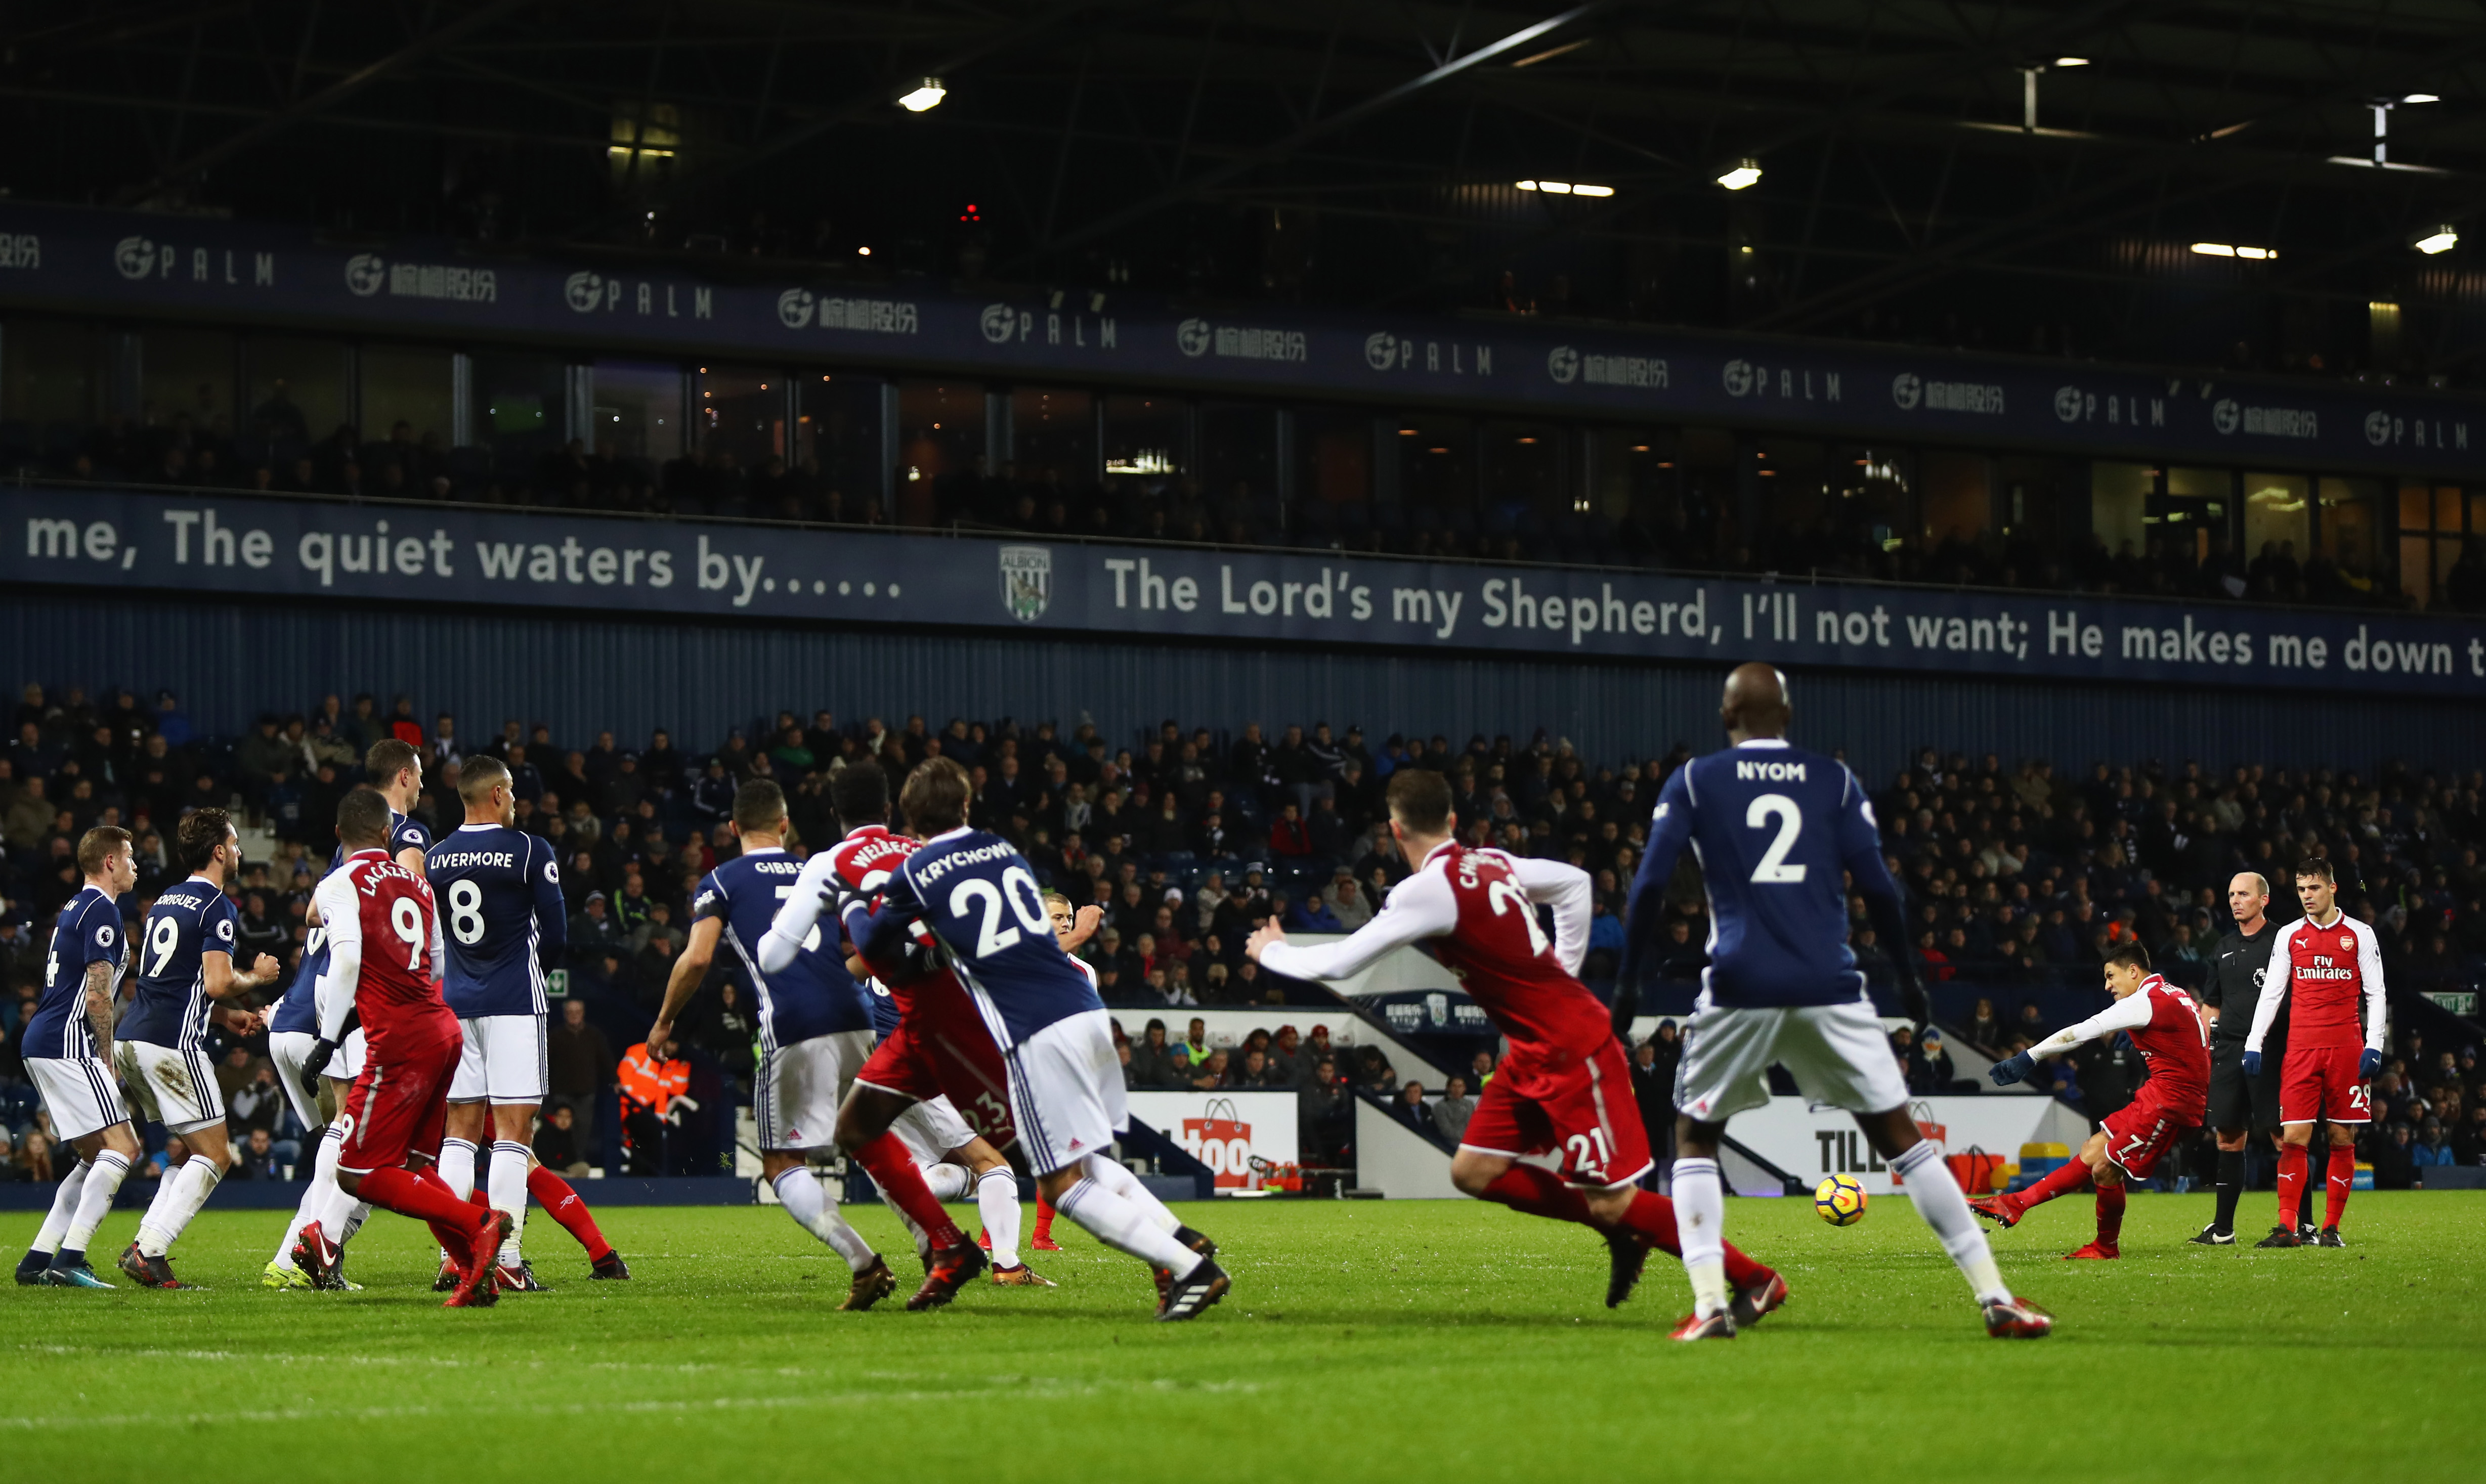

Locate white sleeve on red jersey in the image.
[760,850,842,974]
[313,867,363,1042]
[2245,919,2298,1054]
[1498,854,1593,977]
[1257,863,1457,984]
[2352,914,2388,1053]
[2031,984,2156,1059]
[428,882,445,986]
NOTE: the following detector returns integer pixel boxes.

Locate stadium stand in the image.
[2,679,2482,1185]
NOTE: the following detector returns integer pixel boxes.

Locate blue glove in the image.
[1989,1051,2036,1087]
[2360,1048,2381,1079]
[2241,1049,2262,1077]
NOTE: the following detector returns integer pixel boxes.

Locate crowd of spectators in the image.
[26,397,2486,614]
[4,676,2484,1185]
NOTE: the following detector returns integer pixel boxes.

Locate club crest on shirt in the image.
[999,545,1051,623]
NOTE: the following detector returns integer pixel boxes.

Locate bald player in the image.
[1618,664,2051,1339]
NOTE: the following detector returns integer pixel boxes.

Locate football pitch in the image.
[5,1191,2476,1483]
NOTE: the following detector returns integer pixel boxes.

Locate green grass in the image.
[5,1190,2477,1482]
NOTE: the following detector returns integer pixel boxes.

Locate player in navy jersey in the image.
[854,759,1229,1321]
[431,755,624,1288]
[651,779,898,1308]
[1620,665,2050,1339]
[359,738,435,874]
[112,809,282,1287]
[14,827,141,1288]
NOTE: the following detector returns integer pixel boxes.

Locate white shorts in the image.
[892,1095,976,1167]
[1674,998,1911,1124]
[113,1040,226,1137]
[1003,1009,1128,1176]
[270,1029,368,1130]
[26,1056,128,1142]
[758,1029,873,1152]
[450,1014,549,1105]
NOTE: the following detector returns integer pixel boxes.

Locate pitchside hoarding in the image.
[10,485,2486,697]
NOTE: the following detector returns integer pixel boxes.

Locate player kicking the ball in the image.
[2244,853,2384,1248]
[290,789,506,1307]
[1621,665,2050,1340]
[1250,768,1786,1327]
[1974,944,2209,1257]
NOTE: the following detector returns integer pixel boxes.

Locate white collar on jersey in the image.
[928,825,973,843]
[1733,737,1792,750]
[455,821,500,833]
[1420,840,1458,868]
[742,846,787,857]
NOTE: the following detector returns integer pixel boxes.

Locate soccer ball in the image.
[1814,1174,1867,1226]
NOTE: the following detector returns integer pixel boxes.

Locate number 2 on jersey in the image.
[1484,877,1550,955]
[1746,794,1808,883]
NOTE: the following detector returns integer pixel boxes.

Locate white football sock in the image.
[977,1169,1022,1268]
[136,1157,187,1244]
[922,1161,973,1202]
[1055,1175,1200,1277]
[1670,1157,1730,1319]
[277,1126,348,1266]
[1892,1140,2012,1305]
[64,1151,131,1255]
[138,1156,222,1256]
[338,1202,372,1245]
[439,1137,478,1199]
[771,1167,876,1273]
[434,1137,479,1263]
[32,1159,92,1257]
[489,1141,530,1263]
[1081,1153,1181,1233]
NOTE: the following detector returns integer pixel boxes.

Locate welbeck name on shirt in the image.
[10,486,2486,700]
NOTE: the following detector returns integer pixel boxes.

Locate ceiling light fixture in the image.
[898,77,947,112]
[2053,56,2090,67]
[2415,225,2459,254]
[2404,93,2440,104]
[2190,242,2276,260]
[1716,159,1762,191]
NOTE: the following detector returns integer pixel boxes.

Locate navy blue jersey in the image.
[120,877,239,1048]
[269,913,328,1037]
[695,848,874,1044]
[427,823,567,1018]
[23,887,127,1059]
[867,977,902,1039]
[1626,739,1899,1008]
[885,827,1101,1046]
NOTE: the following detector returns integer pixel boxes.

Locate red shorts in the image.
[337,1033,459,1175]
[1459,1036,1652,1189]
[2101,1082,2201,1180]
[2281,1043,2372,1124]
[855,971,1014,1145]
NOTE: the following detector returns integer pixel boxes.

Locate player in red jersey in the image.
[290,789,506,1307]
[1249,769,1785,1324]
[2244,854,2385,1248]
[1971,943,2210,1257]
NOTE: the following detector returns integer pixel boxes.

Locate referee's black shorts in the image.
[2206,1037,2284,1132]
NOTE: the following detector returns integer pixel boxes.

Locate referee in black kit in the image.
[2194,868,2312,1244]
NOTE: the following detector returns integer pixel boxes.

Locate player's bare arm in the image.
[646,914,722,1050]
[82,959,117,1070]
